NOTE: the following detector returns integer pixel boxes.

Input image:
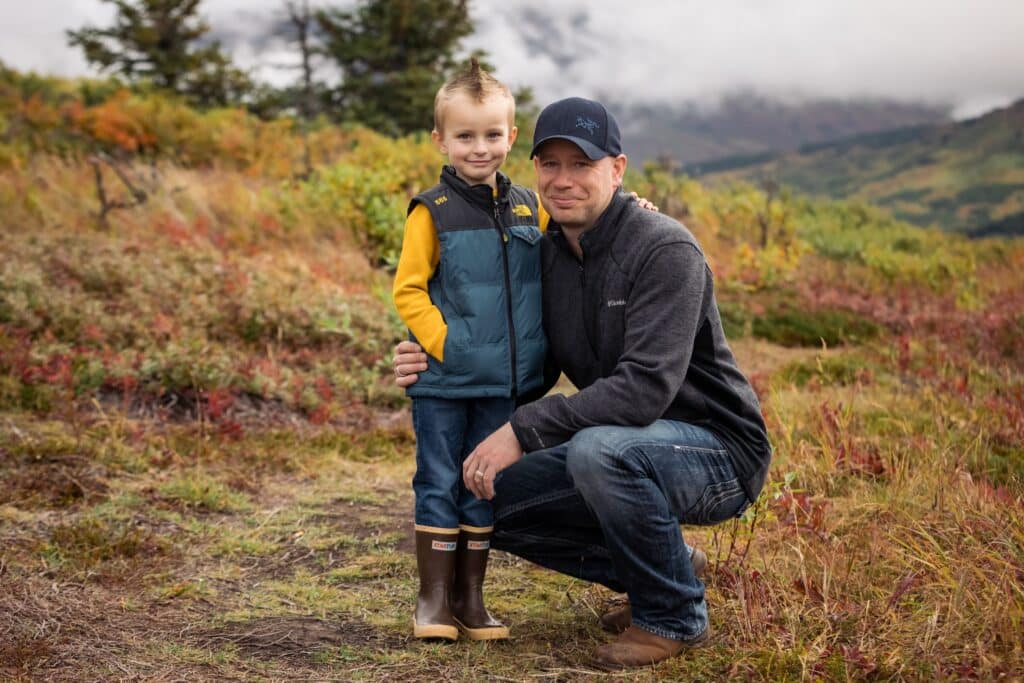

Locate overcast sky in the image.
[2,0,1023,119]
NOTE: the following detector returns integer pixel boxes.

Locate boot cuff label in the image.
[466,540,490,550]
[431,540,457,551]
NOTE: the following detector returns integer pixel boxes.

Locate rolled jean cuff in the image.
[631,613,707,642]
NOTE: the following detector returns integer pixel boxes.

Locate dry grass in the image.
[2,152,1023,681]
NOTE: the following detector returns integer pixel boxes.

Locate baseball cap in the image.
[529,97,623,160]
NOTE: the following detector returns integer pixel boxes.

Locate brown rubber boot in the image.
[593,624,710,671]
[450,527,509,641]
[599,546,708,634]
[413,528,459,640]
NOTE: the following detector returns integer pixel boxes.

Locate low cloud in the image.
[3,0,1022,117]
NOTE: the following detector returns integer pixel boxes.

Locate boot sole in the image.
[453,617,509,641]
[412,618,459,641]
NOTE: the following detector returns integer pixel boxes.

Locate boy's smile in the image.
[432,92,517,189]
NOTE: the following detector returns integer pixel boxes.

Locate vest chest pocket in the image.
[507,224,542,246]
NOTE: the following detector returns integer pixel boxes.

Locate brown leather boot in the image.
[413,528,459,640]
[599,547,707,634]
[593,624,710,671]
[450,527,509,641]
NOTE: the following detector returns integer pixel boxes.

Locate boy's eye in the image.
[457,133,471,140]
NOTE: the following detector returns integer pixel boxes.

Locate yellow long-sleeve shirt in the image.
[392,195,550,362]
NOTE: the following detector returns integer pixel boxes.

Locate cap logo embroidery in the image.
[576,116,600,135]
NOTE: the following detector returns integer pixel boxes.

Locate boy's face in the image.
[432,92,517,189]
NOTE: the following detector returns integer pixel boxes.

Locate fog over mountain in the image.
[2,0,1022,160]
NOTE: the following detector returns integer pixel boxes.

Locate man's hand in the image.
[629,191,659,213]
[462,422,523,500]
[393,340,427,388]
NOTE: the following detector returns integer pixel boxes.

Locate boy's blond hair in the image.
[433,58,515,133]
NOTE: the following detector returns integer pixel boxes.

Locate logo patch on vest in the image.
[431,540,457,551]
[512,204,533,217]
[466,540,490,551]
[606,299,627,308]
[434,195,448,206]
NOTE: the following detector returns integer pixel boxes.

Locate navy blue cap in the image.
[530,97,623,160]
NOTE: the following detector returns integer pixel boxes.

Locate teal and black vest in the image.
[405,167,546,399]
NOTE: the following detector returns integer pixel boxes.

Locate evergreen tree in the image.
[316,0,485,135]
[66,0,251,106]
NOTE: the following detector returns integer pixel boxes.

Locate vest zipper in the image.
[494,201,517,395]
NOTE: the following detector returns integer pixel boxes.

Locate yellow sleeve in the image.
[535,191,550,232]
[392,203,448,361]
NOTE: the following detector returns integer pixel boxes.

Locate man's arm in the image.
[510,242,707,452]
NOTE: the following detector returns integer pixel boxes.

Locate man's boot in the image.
[450,527,509,640]
[593,624,710,671]
[599,546,707,634]
[413,528,459,640]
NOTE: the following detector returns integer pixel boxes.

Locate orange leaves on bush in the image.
[80,91,156,153]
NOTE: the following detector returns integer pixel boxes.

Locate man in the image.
[394,96,771,670]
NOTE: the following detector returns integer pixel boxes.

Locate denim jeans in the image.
[491,419,749,641]
[412,396,516,529]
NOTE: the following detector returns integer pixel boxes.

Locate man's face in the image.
[533,139,627,232]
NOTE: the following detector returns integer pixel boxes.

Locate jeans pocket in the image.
[686,477,748,526]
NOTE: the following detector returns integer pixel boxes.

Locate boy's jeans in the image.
[412,396,515,529]
[491,419,749,641]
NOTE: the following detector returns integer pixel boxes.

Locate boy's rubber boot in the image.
[450,528,509,640]
[599,546,708,634]
[413,529,460,640]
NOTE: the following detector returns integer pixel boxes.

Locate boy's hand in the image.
[463,422,523,500]
[629,191,659,212]
[393,340,427,387]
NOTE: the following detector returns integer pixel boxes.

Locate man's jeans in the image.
[412,396,515,529]
[492,420,748,641]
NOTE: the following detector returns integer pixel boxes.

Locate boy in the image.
[392,59,548,642]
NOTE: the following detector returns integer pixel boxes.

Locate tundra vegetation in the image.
[1,70,1023,681]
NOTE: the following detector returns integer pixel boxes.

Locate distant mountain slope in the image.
[614,92,950,165]
[691,100,1024,236]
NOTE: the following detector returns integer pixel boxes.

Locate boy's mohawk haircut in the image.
[434,57,514,131]
[445,57,493,101]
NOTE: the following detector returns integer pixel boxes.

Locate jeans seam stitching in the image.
[494,488,579,521]
[608,438,727,456]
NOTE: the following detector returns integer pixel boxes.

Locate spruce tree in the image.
[66,0,251,106]
[317,0,485,135]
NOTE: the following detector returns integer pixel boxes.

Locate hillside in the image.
[615,92,950,166]
[692,99,1024,236]
[2,70,1024,680]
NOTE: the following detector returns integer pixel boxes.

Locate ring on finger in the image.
[474,470,485,480]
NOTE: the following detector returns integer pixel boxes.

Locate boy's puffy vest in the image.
[405,167,546,399]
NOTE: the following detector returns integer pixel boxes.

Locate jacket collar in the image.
[440,165,512,209]
[576,190,632,258]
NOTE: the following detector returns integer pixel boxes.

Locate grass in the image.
[1,133,1023,680]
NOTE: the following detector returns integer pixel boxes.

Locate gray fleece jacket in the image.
[509,191,771,503]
